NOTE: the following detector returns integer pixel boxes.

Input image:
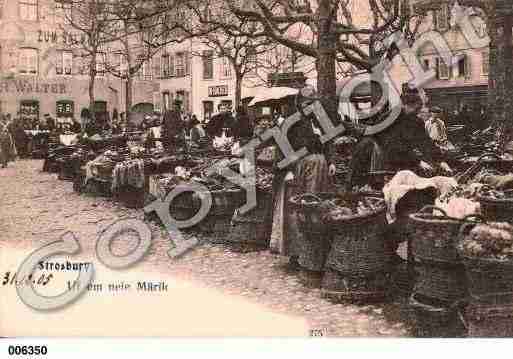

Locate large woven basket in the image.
[324,195,387,276]
[409,206,471,265]
[225,193,272,253]
[461,255,513,305]
[461,303,513,337]
[408,294,465,338]
[289,193,335,272]
[321,268,387,303]
[458,220,513,305]
[478,193,513,223]
[413,259,467,306]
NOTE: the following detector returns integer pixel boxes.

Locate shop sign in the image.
[0,80,67,94]
[208,85,229,97]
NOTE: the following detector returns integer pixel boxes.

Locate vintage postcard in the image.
[1,0,512,341]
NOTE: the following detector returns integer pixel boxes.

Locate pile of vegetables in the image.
[315,196,384,222]
[459,222,513,260]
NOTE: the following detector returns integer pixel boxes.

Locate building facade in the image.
[153,36,315,122]
[0,0,154,121]
[388,1,491,114]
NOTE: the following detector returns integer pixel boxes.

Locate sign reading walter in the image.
[0,80,67,94]
[208,85,229,97]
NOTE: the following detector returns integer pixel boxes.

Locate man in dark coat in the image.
[162,100,186,151]
[348,89,441,188]
[9,117,29,158]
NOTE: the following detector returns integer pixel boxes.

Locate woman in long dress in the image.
[269,101,335,271]
[0,116,17,168]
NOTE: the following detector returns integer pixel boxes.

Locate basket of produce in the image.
[409,206,478,265]
[461,302,513,337]
[458,221,513,305]
[289,193,336,272]
[323,194,388,275]
[478,189,513,223]
[408,294,466,338]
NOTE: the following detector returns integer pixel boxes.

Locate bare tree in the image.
[100,0,162,116]
[59,0,114,118]
[197,0,422,118]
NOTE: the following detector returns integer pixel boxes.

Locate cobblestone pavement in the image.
[0,160,412,337]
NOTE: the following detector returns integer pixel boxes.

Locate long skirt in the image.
[270,154,333,266]
[0,133,16,167]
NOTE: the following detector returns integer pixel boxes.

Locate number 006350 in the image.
[8,345,47,356]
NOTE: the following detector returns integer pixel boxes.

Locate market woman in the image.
[0,115,17,168]
[270,93,336,271]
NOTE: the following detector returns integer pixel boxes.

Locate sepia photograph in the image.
[1,0,513,343]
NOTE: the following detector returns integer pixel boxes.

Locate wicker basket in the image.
[321,268,387,303]
[457,219,513,305]
[113,185,146,209]
[408,294,466,338]
[226,207,271,253]
[478,193,513,223]
[461,303,513,337]
[461,255,513,305]
[413,260,467,305]
[409,206,468,265]
[289,193,335,272]
[324,195,387,276]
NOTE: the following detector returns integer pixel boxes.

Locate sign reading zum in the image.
[208,85,229,97]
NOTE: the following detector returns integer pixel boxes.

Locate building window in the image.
[203,101,213,122]
[56,51,73,75]
[457,54,471,79]
[55,0,71,24]
[434,5,449,32]
[220,56,232,79]
[142,60,152,81]
[19,48,38,74]
[162,91,170,111]
[246,49,257,77]
[436,58,450,80]
[175,52,186,77]
[19,0,38,21]
[482,51,489,76]
[152,56,161,79]
[96,52,105,76]
[203,50,214,79]
[19,100,39,119]
[161,53,174,78]
[220,100,233,112]
[56,100,74,118]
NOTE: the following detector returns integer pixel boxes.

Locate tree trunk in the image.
[500,13,513,150]
[316,0,338,121]
[126,77,133,116]
[487,9,498,122]
[89,55,96,121]
[234,72,242,109]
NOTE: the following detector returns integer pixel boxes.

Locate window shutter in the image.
[153,56,160,78]
[169,54,175,77]
[435,58,440,79]
[185,52,191,75]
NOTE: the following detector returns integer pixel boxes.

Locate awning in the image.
[248,87,299,106]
